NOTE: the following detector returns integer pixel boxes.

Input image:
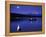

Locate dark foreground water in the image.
[10,17,42,32]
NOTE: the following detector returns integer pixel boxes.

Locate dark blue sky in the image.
[10,5,42,16]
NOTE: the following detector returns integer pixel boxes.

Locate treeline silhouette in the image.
[10,13,42,21]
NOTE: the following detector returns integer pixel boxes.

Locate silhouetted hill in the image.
[10,13,42,21]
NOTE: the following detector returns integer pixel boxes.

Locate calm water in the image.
[10,17,42,32]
